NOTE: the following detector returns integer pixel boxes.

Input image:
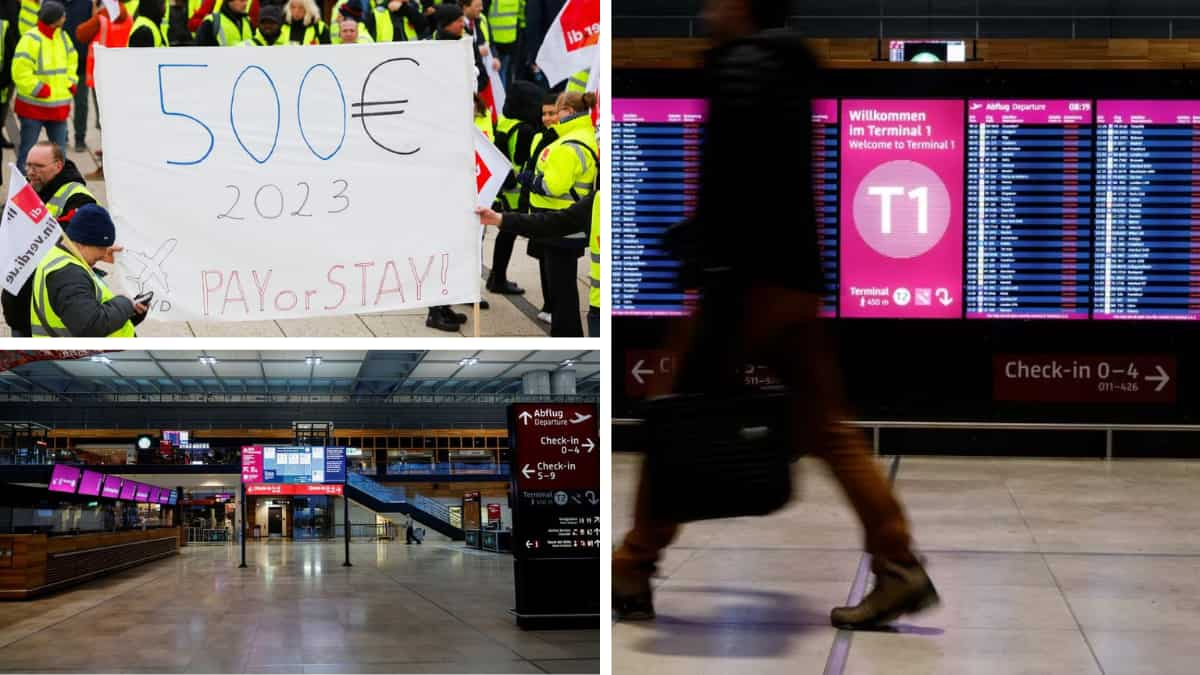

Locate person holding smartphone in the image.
[29,204,148,337]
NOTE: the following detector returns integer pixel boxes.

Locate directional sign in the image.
[625,350,677,399]
[510,403,599,491]
[993,354,1177,403]
[245,483,344,496]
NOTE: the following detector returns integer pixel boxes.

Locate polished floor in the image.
[614,453,1200,675]
[0,540,598,674]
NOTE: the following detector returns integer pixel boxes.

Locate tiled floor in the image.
[614,452,1200,674]
[0,540,598,674]
[0,124,589,338]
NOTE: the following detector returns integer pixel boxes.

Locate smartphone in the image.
[134,291,154,306]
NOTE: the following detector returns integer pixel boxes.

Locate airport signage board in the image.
[509,403,600,557]
[993,354,1177,403]
[241,446,346,484]
[245,483,344,496]
[48,464,80,494]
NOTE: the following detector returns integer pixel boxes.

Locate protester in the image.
[364,0,422,42]
[13,2,78,175]
[612,0,940,630]
[517,90,596,337]
[430,3,486,93]
[253,4,284,44]
[337,16,371,43]
[65,0,93,151]
[128,0,170,46]
[486,80,545,298]
[283,0,329,44]
[29,204,147,337]
[486,0,522,85]
[477,190,600,336]
[460,0,499,73]
[195,0,255,45]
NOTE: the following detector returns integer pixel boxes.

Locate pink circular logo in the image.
[852,160,951,259]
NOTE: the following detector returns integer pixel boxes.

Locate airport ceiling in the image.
[0,351,599,399]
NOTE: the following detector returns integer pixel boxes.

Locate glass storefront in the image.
[292,496,334,539]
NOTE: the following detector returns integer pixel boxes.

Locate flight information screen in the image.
[611,99,703,316]
[840,99,965,318]
[1094,100,1200,320]
[813,99,840,317]
[966,100,1093,319]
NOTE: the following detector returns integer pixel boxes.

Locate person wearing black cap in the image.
[254,5,285,45]
[128,0,170,47]
[429,3,487,93]
[12,1,78,175]
[28,204,147,337]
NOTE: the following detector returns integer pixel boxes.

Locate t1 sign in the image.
[93,42,480,322]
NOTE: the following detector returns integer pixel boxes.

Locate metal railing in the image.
[292,523,396,541]
[410,495,453,524]
[186,527,231,544]
[385,462,510,476]
[347,472,407,503]
[614,418,1200,460]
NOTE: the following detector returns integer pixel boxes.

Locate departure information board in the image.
[966,100,1094,319]
[1094,100,1200,320]
[813,99,840,317]
[611,99,702,316]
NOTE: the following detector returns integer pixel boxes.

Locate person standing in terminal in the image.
[127,0,170,46]
[282,0,329,44]
[1,141,98,336]
[29,204,147,337]
[476,190,600,336]
[12,2,77,175]
[518,90,596,337]
[612,0,940,630]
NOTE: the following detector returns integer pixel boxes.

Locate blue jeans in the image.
[17,118,67,174]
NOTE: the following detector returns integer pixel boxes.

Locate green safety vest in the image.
[209,12,255,46]
[129,15,169,47]
[17,0,37,35]
[46,182,98,219]
[487,0,519,44]
[476,13,490,45]
[126,0,140,17]
[530,113,597,212]
[566,69,589,93]
[589,192,600,309]
[495,116,522,210]
[30,249,136,338]
[370,4,417,41]
[255,22,289,45]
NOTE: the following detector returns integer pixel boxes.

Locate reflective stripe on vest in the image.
[18,0,37,34]
[566,69,589,93]
[130,15,169,47]
[30,249,135,338]
[46,182,97,219]
[589,193,600,309]
[487,0,518,44]
[371,5,416,42]
[530,116,597,213]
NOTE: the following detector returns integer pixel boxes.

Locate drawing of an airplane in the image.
[122,238,177,295]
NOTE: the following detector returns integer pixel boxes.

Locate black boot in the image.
[425,307,460,333]
[486,277,525,295]
[447,307,468,323]
[830,559,940,629]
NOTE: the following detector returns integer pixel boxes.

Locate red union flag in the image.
[535,0,599,86]
[1,166,62,293]
[474,127,509,208]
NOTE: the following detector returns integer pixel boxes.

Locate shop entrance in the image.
[268,507,284,537]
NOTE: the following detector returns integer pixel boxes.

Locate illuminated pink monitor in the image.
[77,470,104,497]
[119,480,138,501]
[48,465,81,494]
[101,475,123,499]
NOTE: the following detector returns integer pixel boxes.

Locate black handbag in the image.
[641,388,795,524]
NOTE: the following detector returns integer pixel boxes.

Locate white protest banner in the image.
[93,41,480,322]
[1,167,62,294]
[535,0,599,87]
[474,128,509,208]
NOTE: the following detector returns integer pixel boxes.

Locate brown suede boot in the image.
[830,559,940,629]
[612,571,656,621]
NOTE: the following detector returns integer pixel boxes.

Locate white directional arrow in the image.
[631,359,654,385]
[570,413,593,424]
[525,540,533,549]
[936,288,953,306]
[582,438,595,453]
[1146,365,1171,392]
[521,464,534,479]
[518,411,532,425]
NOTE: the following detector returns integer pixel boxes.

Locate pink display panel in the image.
[48,465,80,494]
[119,480,138,501]
[813,99,840,318]
[101,475,123,499]
[77,470,104,497]
[840,100,965,318]
[135,484,150,502]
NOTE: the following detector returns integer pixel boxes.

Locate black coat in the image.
[679,30,823,293]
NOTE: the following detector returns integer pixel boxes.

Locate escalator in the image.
[345,473,464,541]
